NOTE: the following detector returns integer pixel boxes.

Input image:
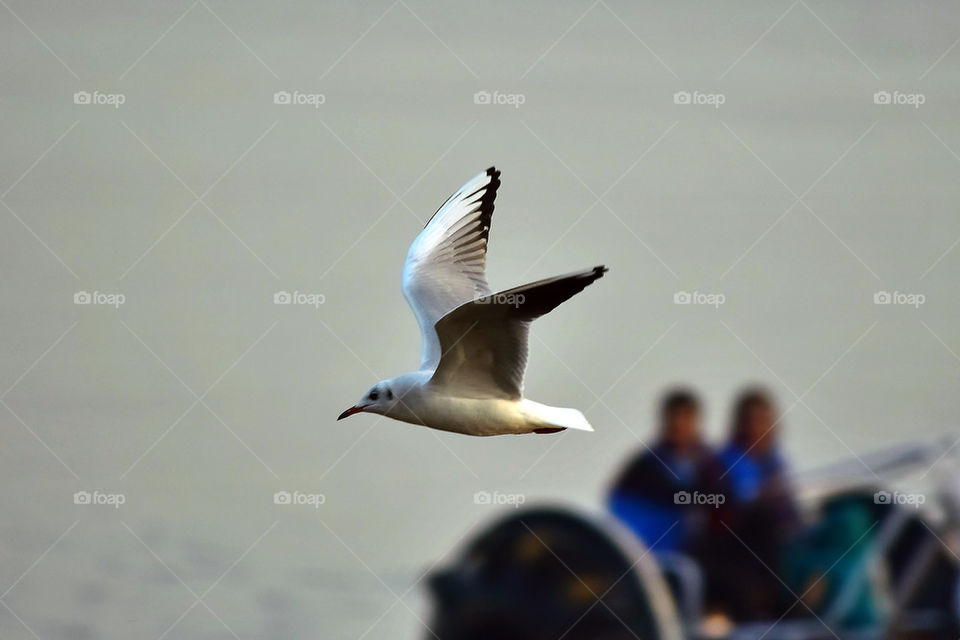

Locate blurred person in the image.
[712,387,800,620]
[607,389,727,557]
[719,388,799,533]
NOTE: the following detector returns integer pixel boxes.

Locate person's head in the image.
[730,387,779,455]
[658,388,701,452]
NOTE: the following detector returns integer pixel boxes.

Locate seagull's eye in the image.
[369,390,379,401]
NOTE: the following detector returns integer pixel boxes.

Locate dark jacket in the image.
[608,443,728,554]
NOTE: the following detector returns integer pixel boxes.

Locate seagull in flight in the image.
[338,167,607,436]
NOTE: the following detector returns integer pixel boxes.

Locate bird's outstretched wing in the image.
[402,167,501,369]
[429,266,608,400]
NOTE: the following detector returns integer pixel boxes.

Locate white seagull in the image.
[338,167,607,436]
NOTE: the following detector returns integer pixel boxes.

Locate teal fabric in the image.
[783,496,882,628]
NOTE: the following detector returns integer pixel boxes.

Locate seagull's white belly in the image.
[393,391,535,436]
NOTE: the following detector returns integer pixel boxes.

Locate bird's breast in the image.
[390,390,528,436]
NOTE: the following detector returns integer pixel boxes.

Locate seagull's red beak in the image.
[337,405,366,420]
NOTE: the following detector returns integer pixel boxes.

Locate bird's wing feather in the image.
[402,167,501,369]
[430,266,608,400]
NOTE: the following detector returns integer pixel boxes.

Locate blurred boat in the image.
[424,437,960,640]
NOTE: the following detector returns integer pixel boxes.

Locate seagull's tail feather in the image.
[539,405,595,432]
[522,400,594,432]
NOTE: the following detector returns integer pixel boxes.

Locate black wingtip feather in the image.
[423,167,501,230]
[479,168,501,213]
